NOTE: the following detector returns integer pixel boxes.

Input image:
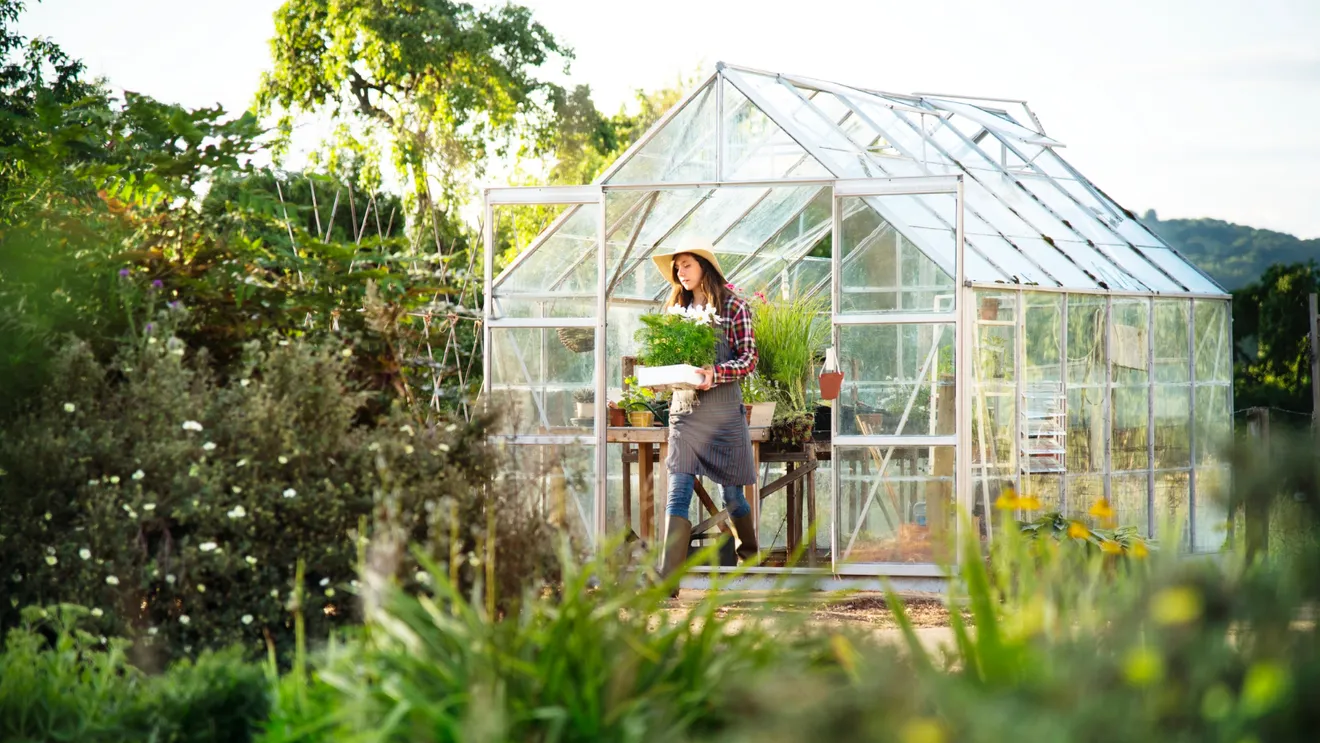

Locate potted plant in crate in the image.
[620,376,657,427]
[748,289,830,445]
[634,304,720,416]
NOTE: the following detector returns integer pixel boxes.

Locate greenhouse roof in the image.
[555,62,1223,297]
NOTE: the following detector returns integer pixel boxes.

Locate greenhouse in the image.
[481,62,1233,580]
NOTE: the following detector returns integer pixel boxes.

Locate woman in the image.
[649,245,759,590]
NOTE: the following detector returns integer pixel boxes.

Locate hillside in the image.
[1140,210,1319,291]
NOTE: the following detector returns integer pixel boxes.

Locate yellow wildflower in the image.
[1067,521,1089,539]
[1100,540,1123,554]
[1151,586,1202,625]
[1018,496,1043,511]
[1088,497,1116,524]
[1131,541,1149,559]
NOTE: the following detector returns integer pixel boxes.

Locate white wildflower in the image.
[199,541,217,552]
[106,575,120,586]
[142,503,155,511]
[131,469,144,480]
[241,614,253,625]
[108,476,119,484]
[43,511,52,521]
[79,548,91,560]
[438,443,450,453]
[166,574,176,584]
[415,571,430,584]
[445,424,457,432]
[179,615,190,625]
[278,455,288,464]
[245,555,257,565]
[63,402,76,413]
[88,480,98,487]
[239,378,250,388]
[319,578,329,587]
[227,505,247,519]
[202,441,216,452]
[341,348,352,357]
[147,627,158,636]
[270,588,279,598]
[196,584,206,593]
[399,424,414,436]
[367,442,379,451]
[404,445,415,455]
[232,486,243,494]
[282,488,296,498]
[45,555,57,566]
[236,459,247,468]
[91,608,103,618]
[181,420,203,432]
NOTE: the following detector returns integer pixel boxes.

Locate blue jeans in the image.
[666,473,751,520]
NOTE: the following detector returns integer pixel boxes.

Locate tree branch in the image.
[349,69,395,128]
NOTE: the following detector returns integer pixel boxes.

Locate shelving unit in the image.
[1020,382,1067,476]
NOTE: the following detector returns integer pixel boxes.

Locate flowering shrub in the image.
[0,316,558,662]
[634,304,720,368]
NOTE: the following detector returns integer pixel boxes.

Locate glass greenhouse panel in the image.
[717,185,828,257]
[837,196,955,314]
[1154,469,1191,549]
[835,446,955,566]
[1110,472,1151,532]
[1065,475,1105,518]
[1023,292,1063,383]
[1152,385,1191,470]
[1193,465,1231,552]
[1145,248,1224,294]
[1194,301,1231,383]
[1153,300,1191,383]
[1024,474,1063,514]
[1194,384,1232,465]
[608,189,711,299]
[1049,240,1148,292]
[492,297,596,319]
[494,202,600,309]
[837,324,955,437]
[1110,298,1150,387]
[505,443,597,546]
[1066,387,1106,474]
[923,97,1060,147]
[607,82,717,185]
[1111,386,1150,471]
[722,78,829,180]
[1067,296,1107,385]
[489,328,596,436]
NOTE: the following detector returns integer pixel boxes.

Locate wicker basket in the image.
[556,327,594,354]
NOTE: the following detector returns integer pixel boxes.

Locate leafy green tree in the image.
[1232,261,1320,416]
[255,0,571,216]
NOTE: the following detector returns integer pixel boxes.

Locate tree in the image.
[1232,262,1320,417]
[256,0,571,218]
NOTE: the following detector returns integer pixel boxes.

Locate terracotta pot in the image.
[608,406,627,427]
[628,410,654,428]
[744,404,752,424]
[819,370,844,400]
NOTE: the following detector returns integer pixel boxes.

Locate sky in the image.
[15,0,1320,239]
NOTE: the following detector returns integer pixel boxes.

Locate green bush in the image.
[0,312,559,663]
[0,604,269,742]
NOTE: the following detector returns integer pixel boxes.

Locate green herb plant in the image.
[634,311,718,368]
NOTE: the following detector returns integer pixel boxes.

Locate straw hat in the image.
[651,244,724,288]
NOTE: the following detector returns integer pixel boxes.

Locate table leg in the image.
[749,442,761,541]
[622,445,633,535]
[638,443,654,544]
[786,461,799,557]
[807,448,818,567]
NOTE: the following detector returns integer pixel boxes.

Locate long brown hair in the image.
[665,254,731,310]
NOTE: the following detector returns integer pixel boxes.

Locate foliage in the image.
[634,307,719,368]
[1230,261,1320,415]
[619,376,656,414]
[0,320,558,663]
[264,543,837,743]
[747,290,830,412]
[0,604,269,742]
[768,409,815,447]
[1018,508,1156,559]
[739,372,776,404]
[1143,210,1320,292]
[256,0,570,215]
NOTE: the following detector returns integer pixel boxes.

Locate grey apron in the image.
[666,330,756,486]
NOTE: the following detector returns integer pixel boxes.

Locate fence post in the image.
[1244,407,1270,561]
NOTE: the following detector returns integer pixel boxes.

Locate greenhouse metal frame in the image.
[481,62,1233,579]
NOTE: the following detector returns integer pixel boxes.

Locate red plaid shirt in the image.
[714,294,757,385]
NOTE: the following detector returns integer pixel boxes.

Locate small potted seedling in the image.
[739,372,778,428]
[572,388,595,419]
[620,376,657,427]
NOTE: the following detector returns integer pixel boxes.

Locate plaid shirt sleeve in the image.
[713,296,757,385]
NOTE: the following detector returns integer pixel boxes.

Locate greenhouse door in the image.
[483,185,608,547]
[829,176,971,575]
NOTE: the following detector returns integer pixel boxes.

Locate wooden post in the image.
[1244,407,1270,561]
[931,373,957,561]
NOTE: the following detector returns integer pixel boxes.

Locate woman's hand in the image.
[695,366,715,391]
